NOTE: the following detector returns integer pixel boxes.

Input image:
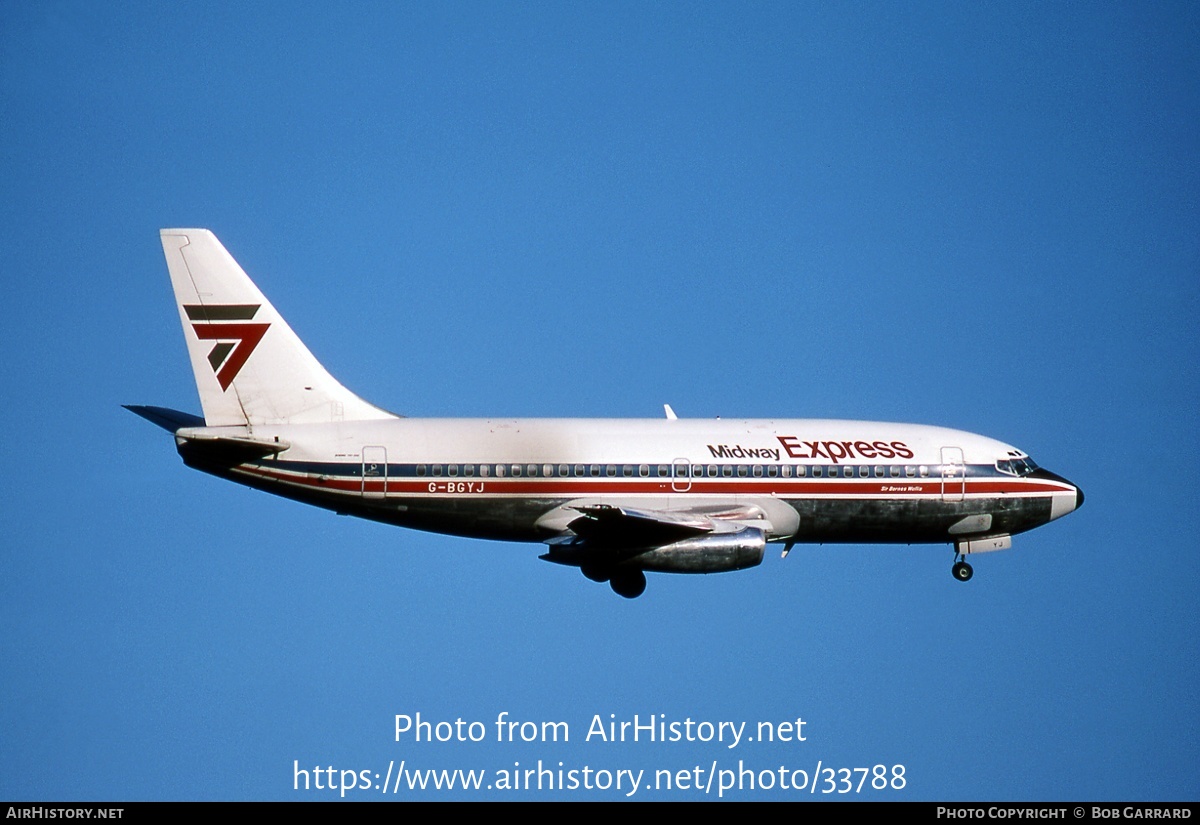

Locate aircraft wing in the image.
[538,499,791,575]
[559,504,714,546]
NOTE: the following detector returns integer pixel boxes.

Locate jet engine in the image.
[630,526,766,573]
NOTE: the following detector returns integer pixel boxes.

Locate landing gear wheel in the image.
[609,570,647,599]
[580,565,610,583]
[952,560,974,582]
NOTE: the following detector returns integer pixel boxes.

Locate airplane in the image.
[126,229,1084,598]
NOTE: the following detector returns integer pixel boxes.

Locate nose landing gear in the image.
[952,554,973,582]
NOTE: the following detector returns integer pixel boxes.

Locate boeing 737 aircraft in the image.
[127,229,1083,598]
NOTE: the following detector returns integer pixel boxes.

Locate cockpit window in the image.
[996,455,1039,476]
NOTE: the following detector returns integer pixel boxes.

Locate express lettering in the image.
[776,436,913,464]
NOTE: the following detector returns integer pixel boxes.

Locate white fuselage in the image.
[176,417,1081,546]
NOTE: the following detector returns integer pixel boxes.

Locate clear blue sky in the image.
[1,1,1196,801]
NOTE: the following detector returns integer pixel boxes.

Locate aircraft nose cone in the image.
[1030,468,1083,518]
[1057,474,1084,511]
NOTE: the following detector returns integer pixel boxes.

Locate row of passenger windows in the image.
[411,463,941,479]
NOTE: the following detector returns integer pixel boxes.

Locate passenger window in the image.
[574,464,584,477]
[767,465,778,478]
[859,466,869,478]
[590,465,601,477]
[448,464,458,477]
[752,465,763,478]
[464,464,475,477]
[432,464,443,477]
[905,466,916,478]
[874,466,884,477]
[416,464,427,477]
[558,464,568,476]
[708,465,718,477]
[605,465,616,477]
[889,466,900,478]
[813,466,823,478]
[495,464,505,477]
[782,465,792,478]
[639,464,649,477]
[622,465,633,477]
[918,465,928,477]
[542,464,552,477]
[657,465,668,477]
[511,464,521,477]
[722,465,733,477]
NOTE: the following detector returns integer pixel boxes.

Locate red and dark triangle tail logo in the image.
[183,304,269,390]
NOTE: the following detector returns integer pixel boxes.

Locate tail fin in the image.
[160,229,398,427]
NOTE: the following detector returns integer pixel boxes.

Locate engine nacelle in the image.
[631,527,766,573]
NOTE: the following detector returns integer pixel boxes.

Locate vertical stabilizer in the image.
[160,229,397,427]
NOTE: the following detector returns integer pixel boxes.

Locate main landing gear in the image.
[580,565,648,598]
[952,554,973,582]
[609,570,647,599]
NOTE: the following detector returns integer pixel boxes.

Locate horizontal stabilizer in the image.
[123,405,205,432]
[174,427,291,460]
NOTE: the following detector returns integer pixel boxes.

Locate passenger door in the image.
[362,445,387,498]
[940,446,965,502]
